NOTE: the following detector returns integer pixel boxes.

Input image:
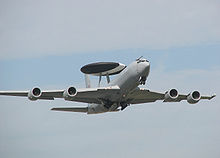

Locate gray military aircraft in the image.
[0,57,216,114]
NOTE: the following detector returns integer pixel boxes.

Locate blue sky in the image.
[1,44,219,89]
[0,0,220,158]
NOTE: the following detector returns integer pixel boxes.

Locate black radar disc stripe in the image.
[81,62,121,74]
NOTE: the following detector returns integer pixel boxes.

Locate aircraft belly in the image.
[118,76,140,94]
[87,103,119,114]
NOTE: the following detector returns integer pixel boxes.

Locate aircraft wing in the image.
[0,86,120,104]
[127,88,216,104]
[0,87,215,105]
[0,90,64,100]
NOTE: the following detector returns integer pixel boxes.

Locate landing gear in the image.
[104,103,112,109]
[120,102,129,111]
[139,76,146,85]
[140,80,146,85]
[103,99,113,109]
[102,100,130,111]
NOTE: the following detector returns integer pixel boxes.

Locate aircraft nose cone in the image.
[146,60,150,66]
[145,61,150,72]
[143,60,150,69]
[138,61,150,76]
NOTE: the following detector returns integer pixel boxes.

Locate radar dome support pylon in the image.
[81,61,126,87]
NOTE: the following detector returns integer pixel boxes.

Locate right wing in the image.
[0,90,64,100]
[0,86,120,104]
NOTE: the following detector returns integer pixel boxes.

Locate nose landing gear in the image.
[139,76,146,85]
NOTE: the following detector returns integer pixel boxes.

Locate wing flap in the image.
[127,89,164,104]
[41,90,64,98]
[69,86,120,104]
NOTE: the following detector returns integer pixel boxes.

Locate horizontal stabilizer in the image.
[51,107,88,113]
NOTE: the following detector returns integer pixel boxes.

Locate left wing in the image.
[126,88,216,104]
[126,89,164,104]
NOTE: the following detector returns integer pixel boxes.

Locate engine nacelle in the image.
[164,89,179,102]
[28,87,42,101]
[63,86,77,100]
[187,91,201,104]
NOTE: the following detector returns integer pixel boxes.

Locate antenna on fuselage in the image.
[136,56,143,61]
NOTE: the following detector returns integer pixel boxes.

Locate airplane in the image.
[0,57,216,114]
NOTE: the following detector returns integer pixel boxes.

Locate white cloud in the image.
[0,0,220,59]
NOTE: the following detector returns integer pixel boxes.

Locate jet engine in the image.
[63,86,77,100]
[164,89,179,102]
[187,91,201,104]
[28,87,42,101]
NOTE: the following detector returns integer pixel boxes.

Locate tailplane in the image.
[51,107,88,113]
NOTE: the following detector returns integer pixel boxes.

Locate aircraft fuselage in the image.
[0,57,215,114]
[88,59,150,114]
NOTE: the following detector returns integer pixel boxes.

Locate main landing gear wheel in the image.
[120,102,130,111]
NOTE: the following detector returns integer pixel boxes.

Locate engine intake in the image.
[187,91,201,104]
[28,87,42,101]
[63,86,77,100]
[164,89,179,102]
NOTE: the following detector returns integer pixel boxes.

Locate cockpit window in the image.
[137,59,149,63]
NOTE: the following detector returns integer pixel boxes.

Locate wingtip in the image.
[210,94,216,100]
